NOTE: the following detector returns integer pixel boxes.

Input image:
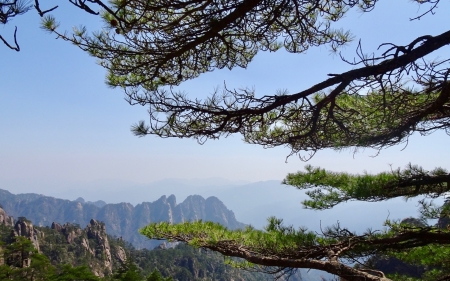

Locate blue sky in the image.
[1,0,449,196]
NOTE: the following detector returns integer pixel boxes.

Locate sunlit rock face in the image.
[0,206,125,276]
[49,218,114,276]
[0,207,14,227]
[13,217,41,252]
[85,219,113,276]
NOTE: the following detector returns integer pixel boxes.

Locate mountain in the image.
[0,206,296,280]
[0,189,245,249]
[39,178,433,232]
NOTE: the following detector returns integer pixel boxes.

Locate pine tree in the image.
[113,258,144,281]
[52,264,100,281]
[37,1,450,280]
[146,269,172,281]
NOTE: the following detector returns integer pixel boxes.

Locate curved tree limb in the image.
[141,219,450,281]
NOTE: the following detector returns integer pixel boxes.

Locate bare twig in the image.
[0,26,20,51]
[34,0,57,17]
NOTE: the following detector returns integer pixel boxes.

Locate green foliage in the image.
[25,252,56,280]
[113,258,144,281]
[131,243,273,281]
[0,225,11,244]
[1,236,54,281]
[140,214,450,280]
[245,89,448,152]
[0,264,14,280]
[146,269,172,281]
[140,218,322,257]
[52,264,101,281]
[41,15,60,32]
[5,236,37,267]
[377,244,450,281]
[0,260,102,281]
[42,1,374,91]
[37,1,450,159]
[283,163,450,210]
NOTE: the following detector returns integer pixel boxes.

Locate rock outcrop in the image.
[51,221,83,243]
[51,221,63,232]
[13,217,42,252]
[0,206,125,277]
[86,219,112,275]
[0,208,41,267]
[114,244,127,264]
[49,218,113,276]
[0,207,14,227]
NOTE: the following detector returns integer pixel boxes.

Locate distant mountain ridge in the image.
[74,197,108,208]
[0,188,245,249]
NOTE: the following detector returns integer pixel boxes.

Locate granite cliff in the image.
[0,207,124,276]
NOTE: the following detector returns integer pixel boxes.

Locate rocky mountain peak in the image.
[13,217,41,252]
[167,194,176,207]
[51,221,63,232]
[75,197,86,203]
[86,219,112,275]
[0,206,14,227]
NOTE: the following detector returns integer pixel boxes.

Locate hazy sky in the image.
[1,0,449,195]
